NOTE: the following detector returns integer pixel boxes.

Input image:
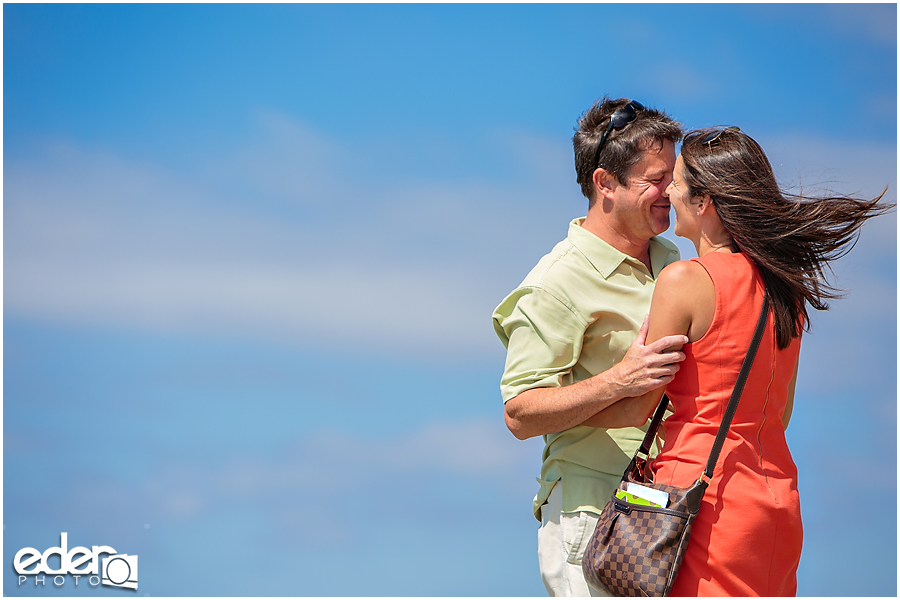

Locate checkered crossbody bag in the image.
[582,299,769,597]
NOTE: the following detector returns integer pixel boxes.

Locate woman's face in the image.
[666,154,698,240]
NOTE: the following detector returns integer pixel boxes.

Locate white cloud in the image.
[4,113,575,361]
[217,109,355,205]
[761,133,897,205]
[820,4,897,47]
[111,418,542,521]
[648,63,709,102]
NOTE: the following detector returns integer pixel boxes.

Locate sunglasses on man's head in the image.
[592,100,645,170]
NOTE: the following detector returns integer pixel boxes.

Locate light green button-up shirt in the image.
[493,217,680,520]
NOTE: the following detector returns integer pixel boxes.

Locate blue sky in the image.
[3,3,896,597]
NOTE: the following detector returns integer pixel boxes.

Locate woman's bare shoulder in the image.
[656,259,711,290]
[653,258,717,342]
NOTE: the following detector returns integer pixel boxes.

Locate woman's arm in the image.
[580,260,715,428]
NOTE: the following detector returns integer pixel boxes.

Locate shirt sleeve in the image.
[492,286,588,403]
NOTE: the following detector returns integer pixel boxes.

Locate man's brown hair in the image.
[573,97,682,200]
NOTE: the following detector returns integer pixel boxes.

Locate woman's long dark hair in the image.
[680,127,892,349]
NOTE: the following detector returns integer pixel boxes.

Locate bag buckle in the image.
[614,500,632,515]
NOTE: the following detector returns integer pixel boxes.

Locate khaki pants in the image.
[537,482,612,597]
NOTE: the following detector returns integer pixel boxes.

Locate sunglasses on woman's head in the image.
[592,100,645,170]
[702,126,741,148]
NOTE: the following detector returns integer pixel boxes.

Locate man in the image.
[492,97,689,596]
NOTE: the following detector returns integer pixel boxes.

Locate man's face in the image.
[608,138,676,243]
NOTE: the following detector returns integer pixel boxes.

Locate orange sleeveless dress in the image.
[650,252,803,597]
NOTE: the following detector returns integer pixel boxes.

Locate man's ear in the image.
[592,168,618,200]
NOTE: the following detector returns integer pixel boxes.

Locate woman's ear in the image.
[697,194,714,216]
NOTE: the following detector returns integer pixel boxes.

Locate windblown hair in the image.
[573,96,683,201]
[680,127,893,349]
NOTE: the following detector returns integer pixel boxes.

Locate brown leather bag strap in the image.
[636,392,670,458]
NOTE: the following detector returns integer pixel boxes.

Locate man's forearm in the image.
[504,369,627,440]
[503,320,687,440]
[578,388,664,430]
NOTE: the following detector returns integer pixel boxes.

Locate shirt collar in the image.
[567,217,677,280]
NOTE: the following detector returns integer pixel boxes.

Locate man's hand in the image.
[608,315,687,399]
[504,315,687,440]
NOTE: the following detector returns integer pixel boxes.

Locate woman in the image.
[596,126,889,596]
